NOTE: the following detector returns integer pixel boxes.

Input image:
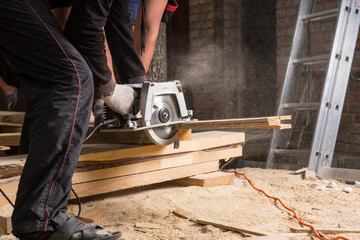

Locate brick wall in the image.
[277,0,360,166]
[178,0,277,120]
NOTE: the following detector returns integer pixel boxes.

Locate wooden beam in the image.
[174,171,234,187]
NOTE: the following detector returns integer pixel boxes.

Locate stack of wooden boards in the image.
[0,131,244,206]
[0,111,291,206]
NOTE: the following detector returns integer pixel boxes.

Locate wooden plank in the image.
[318,167,360,182]
[78,207,108,223]
[0,130,192,146]
[0,114,291,146]
[71,160,220,199]
[79,131,244,162]
[0,155,26,167]
[175,116,292,130]
[0,131,243,165]
[195,218,273,236]
[290,227,360,234]
[174,171,234,187]
[173,208,272,236]
[0,133,21,146]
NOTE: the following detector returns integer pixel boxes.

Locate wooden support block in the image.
[174,171,234,187]
[173,208,273,236]
[78,207,108,223]
[0,216,12,234]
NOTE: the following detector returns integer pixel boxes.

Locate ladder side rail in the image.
[267,0,315,169]
[307,0,356,171]
[315,2,360,173]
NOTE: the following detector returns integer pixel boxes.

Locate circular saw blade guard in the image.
[140,81,192,145]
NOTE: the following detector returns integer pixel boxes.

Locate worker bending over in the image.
[0,0,145,239]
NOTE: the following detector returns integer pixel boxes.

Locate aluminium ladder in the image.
[267,0,360,175]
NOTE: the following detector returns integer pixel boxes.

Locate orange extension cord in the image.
[222,169,350,240]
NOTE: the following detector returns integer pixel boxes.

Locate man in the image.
[0,0,145,239]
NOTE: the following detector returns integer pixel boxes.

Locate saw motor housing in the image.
[105,81,193,145]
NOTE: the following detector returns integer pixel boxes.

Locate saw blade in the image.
[144,94,181,145]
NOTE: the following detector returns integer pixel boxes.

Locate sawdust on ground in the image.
[1,167,359,240]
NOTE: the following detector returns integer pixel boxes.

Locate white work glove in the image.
[102,84,138,115]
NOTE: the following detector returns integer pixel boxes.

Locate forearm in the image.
[134,0,167,72]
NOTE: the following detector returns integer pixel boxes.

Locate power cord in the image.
[1,187,82,218]
[222,169,350,240]
[83,119,117,142]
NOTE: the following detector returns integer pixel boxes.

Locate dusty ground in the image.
[1,167,360,240]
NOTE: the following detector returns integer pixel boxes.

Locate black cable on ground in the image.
[0,188,14,208]
[71,188,82,218]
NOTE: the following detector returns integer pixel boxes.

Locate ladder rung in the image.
[282,102,320,110]
[273,149,310,157]
[293,55,330,65]
[303,8,339,21]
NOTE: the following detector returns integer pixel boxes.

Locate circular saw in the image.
[104,81,193,145]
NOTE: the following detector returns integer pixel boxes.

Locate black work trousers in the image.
[0,0,93,235]
[65,0,145,99]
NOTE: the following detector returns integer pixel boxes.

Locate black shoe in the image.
[17,217,121,240]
